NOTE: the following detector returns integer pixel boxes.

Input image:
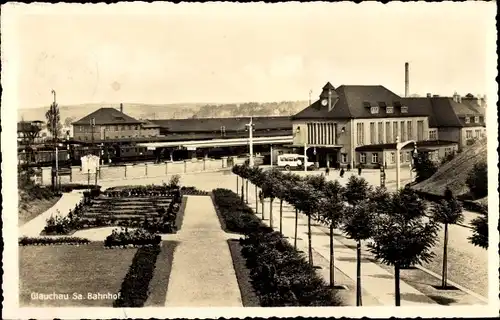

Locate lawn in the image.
[19,195,61,226]
[19,242,137,307]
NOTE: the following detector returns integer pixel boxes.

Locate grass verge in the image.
[227,239,260,307]
[144,241,179,306]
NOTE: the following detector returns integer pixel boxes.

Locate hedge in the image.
[212,189,261,234]
[19,236,90,246]
[211,188,342,307]
[59,183,101,193]
[113,244,161,307]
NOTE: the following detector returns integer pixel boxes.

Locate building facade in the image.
[292,83,442,168]
[72,106,161,142]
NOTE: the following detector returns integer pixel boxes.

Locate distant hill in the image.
[412,137,487,198]
[17,101,309,123]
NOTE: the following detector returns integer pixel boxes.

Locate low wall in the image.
[40,158,228,185]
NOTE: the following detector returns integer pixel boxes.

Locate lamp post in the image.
[245,117,255,167]
[395,136,417,190]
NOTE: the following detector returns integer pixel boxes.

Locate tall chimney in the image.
[120,103,123,113]
[404,62,409,97]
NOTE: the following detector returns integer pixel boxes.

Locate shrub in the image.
[168,174,181,189]
[466,161,488,199]
[43,211,74,235]
[19,236,90,246]
[114,244,161,307]
[104,227,161,248]
[413,152,438,183]
[212,189,261,234]
[212,188,342,307]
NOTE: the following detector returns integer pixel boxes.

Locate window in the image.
[465,116,470,124]
[369,122,376,144]
[341,153,348,163]
[378,122,384,144]
[370,106,379,114]
[390,152,396,164]
[371,153,378,164]
[445,147,452,155]
[401,106,408,113]
[385,122,392,143]
[356,123,365,145]
[417,120,424,140]
[400,152,404,163]
[466,130,473,139]
[360,153,366,164]
[475,129,481,137]
[386,106,394,114]
[400,121,406,141]
[393,122,398,142]
[405,152,411,162]
[429,129,437,140]
[407,121,413,140]
[474,116,479,123]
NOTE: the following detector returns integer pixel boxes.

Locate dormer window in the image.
[386,106,394,114]
[465,116,470,124]
[370,106,379,114]
[474,116,479,123]
[401,106,408,113]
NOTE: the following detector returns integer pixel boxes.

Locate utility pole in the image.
[90,117,95,155]
[245,117,255,167]
[51,90,59,191]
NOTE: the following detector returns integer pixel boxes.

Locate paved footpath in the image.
[164,195,242,307]
[19,192,83,237]
[244,182,436,306]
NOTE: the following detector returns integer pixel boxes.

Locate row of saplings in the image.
[43,187,182,236]
[232,164,488,307]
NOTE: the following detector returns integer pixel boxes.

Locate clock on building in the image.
[321,99,328,106]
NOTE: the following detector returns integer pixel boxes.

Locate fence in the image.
[40,157,240,186]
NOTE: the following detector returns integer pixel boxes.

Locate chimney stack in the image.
[404,62,409,97]
[426,93,432,98]
[120,103,123,113]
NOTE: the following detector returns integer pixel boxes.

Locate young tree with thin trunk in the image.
[341,199,375,307]
[317,180,345,288]
[249,166,264,215]
[431,192,464,289]
[368,187,438,306]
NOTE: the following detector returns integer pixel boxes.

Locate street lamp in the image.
[395,136,417,190]
[245,117,255,167]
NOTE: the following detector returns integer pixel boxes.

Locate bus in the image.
[276,153,316,171]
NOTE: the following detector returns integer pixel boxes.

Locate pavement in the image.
[164,195,242,307]
[244,184,436,306]
[19,192,84,237]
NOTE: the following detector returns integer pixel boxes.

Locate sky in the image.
[5,2,497,108]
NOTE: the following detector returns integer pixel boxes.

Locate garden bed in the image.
[19,242,136,307]
[212,188,342,307]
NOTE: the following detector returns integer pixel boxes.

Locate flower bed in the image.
[179,186,209,196]
[59,183,101,193]
[211,188,342,307]
[104,228,161,248]
[19,236,90,246]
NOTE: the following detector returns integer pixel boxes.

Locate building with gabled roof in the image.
[72,105,160,142]
[292,82,438,168]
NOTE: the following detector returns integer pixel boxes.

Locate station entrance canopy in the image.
[136,135,294,150]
